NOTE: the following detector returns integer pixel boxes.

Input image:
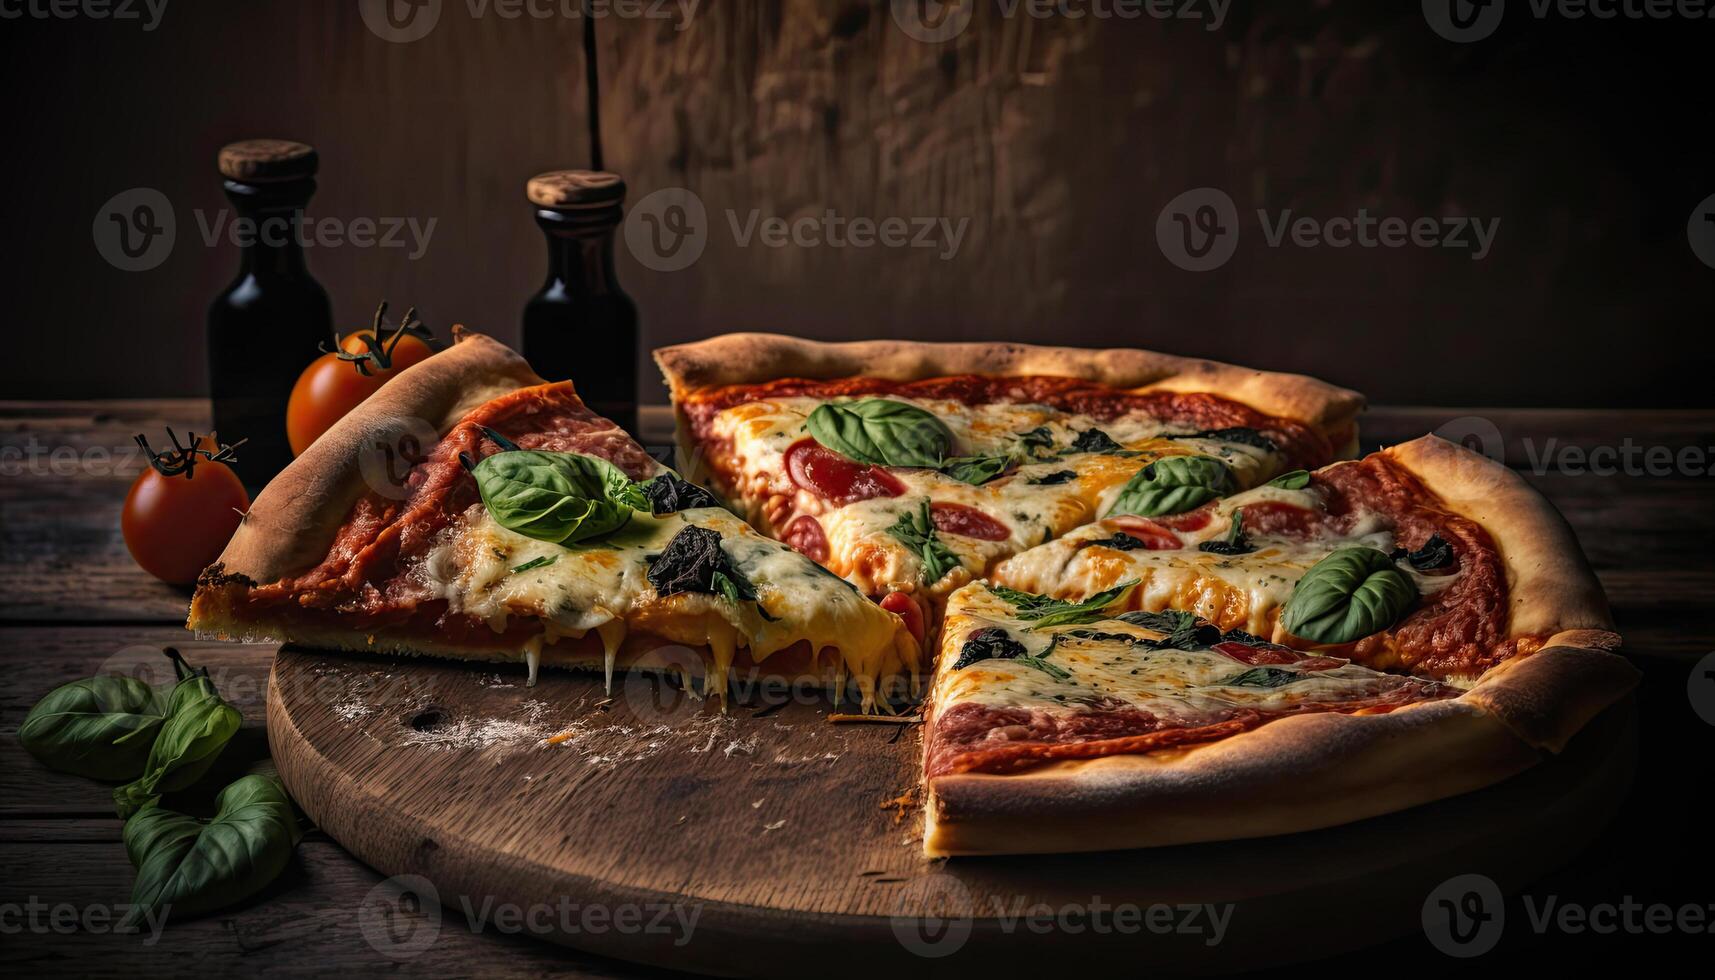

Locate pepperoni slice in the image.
[879,591,925,645]
[1103,516,1182,550]
[929,502,1010,541]
[1238,500,1325,539]
[785,439,906,505]
[1153,505,1214,532]
[782,514,830,563]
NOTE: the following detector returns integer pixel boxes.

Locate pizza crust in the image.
[654,333,1366,454]
[196,330,544,591]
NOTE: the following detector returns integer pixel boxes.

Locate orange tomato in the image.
[285,330,433,456]
[122,443,250,585]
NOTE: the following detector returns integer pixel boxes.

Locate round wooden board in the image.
[269,647,1635,977]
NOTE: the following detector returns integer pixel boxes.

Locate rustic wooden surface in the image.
[3,399,1712,975]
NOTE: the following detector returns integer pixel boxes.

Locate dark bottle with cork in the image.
[207,139,333,489]
[521,170,639,436]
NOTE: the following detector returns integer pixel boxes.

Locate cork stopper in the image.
[218,139,318,183]
[527,170,626,209]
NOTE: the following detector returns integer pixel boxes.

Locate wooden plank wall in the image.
[5,1,1709,405]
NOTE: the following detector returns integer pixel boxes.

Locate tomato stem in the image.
[136,428,246,479]
[319,300,438,377]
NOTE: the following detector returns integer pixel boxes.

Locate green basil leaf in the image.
[1266,469,1312,490]
[938,454,1012,485]
[1106,455,1235,518]
[989,580,1139,629]
[1281,547,1418,645]
[1220,666,1301,688]
[510,554,558,573]
[806,399,951,468]
[1017,426,1057,458]
[1027,469,1077,486]
[472,450,637,544]
[114,662,242,819]
[885,501,961,585]
[123,774,302,928]
[1067,428,1124,455]
[19,675,168,780]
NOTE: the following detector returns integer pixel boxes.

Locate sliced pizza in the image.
[923,436,1637,856]
[655,334,1366,638]
[188,333,919,710]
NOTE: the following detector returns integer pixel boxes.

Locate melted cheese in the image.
[413,505,917,710]
[931,584,1435,724]
[990,484,1461,639]
[710,395,1287,599]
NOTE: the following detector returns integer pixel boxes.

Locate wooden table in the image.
[4,401,1711,975]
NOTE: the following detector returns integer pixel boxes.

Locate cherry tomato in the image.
[783,514,830,562]
[879,591,926,646]
[784,439,906,504]
[929,502,1010,541]
[285,330,434,456]
[122,442,250,585]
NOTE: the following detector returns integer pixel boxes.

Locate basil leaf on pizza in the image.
[1221,666,1301,688]
[1282,547,1418,645]
[1106,455,1235,518]
[639,471,721,515]
[938,454,1012,486]
[989,580,1138,628]
[806,398,951,468]
[1168,426,1279,453]
[886,501,961,584]
[472,450,637,544]
[953,627,1027,670]
[1198,508,1255,556]
[1266,469,1311,490]
[1394,534,1456,573]
[1067,428,1125,455]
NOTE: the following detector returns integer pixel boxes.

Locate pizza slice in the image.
[188,333,919,710]
[923,436,1637,855]
[655,334,1366,639]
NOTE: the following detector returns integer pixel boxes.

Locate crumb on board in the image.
[879,787,919,825]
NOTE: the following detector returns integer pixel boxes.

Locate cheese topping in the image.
[413,504,917,708]
[708,395,1288,597]
[932,583,1439,725]
[990,483,1462,640]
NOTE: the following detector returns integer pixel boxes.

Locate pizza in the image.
[188,333,920,711]
[655,335,1365,643]
[652,334,1634,856]
[921,437,1636,855]
[189,330,1637,858]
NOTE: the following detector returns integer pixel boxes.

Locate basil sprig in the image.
[1107,455,1235,518]
[20,674,169,780]
[122,773,302,929]
[470,450,639,544]
[1266,469,1311,490]
[886,501,962,585]
[989,580,1139,629]
[1281,547,1418,645]
[938,454,1012,486]
[115,652,242,818]
[806,398,951,468]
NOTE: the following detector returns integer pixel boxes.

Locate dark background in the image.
[2,0,1710,406]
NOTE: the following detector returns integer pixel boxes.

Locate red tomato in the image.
[782,515,830,562]
[879,591,926,646]
[1103,516,1183,550]
[286,329,434,456]
[122,443,250,585]
[784,439,906,504]
[929,502,1010,541]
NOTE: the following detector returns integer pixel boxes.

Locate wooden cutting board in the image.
[269,647,1634,977]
